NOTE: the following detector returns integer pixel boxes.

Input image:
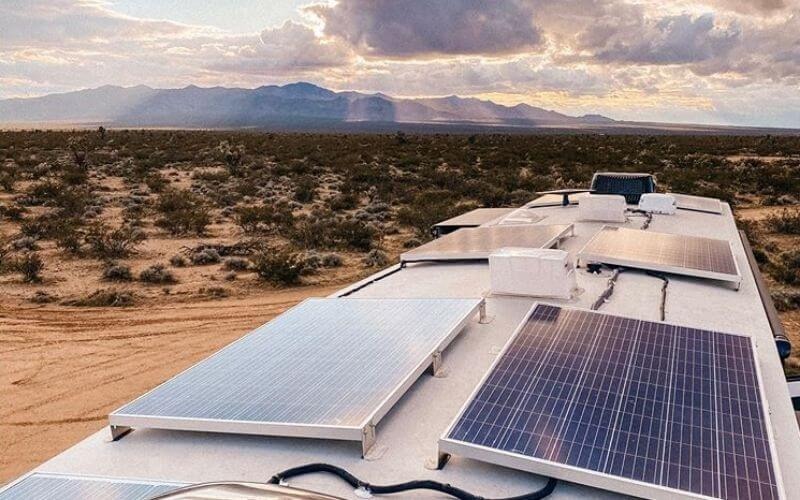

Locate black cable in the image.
[267,463,557,500]
[591,267,624,311]
[645,271,669,321]
[339,263,405,297]
[627,209,653,230]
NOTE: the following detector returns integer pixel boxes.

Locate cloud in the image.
[207,21,353,75]
[308,0,542,57]
[583,13,741,65]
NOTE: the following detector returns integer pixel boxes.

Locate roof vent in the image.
[590,172,656,204]
[638,193,676,214]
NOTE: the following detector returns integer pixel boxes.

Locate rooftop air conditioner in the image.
[590,172,656,204]
[489,248,576,299]
[578,194,627,222]
[638,193,676,214]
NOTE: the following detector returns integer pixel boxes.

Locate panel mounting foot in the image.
[361,423,376,458]
[430,351,443,376]
[478,300,489,324]
[436,451,451,470]
[110,425,132,441]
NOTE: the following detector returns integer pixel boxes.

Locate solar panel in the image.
[401,224,573,263]
[671,194,724,214]
[439,304,782,500]
[110,297,483,456]
[526,192,589,208]
[577,226,741,286]
[0,472,184,500]
[434,208,515,235]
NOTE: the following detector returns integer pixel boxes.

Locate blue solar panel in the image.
[0,473,183,500]
[441,304,781,500]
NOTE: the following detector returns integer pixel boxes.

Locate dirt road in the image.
[0,285,338,482]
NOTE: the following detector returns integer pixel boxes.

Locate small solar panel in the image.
[0,472,184,500]
[434,208,515,235]
[401,224,573,263]
[577,226,741,286]
[440,304,782,500]
[671,193,724,214]
[110,297,483,455]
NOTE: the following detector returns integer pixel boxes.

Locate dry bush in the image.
[223,257,250,271]
[65,289,134,307]
[155,189,211,236]
[11,252,44,283]
[234,203,294,233]
[766,209,800,235]
[170,254,188,267]
[85,223,145,259]
[139,264,177,284]
[102,263,133,282]
[191,248,221,265]
[252,249,303,286]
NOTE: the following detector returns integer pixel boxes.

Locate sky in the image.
[0,0,798,127]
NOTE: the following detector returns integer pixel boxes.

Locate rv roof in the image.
[15,193,800,499]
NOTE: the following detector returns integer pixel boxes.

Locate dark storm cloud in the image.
[308,0,542,57]
[585,13,741,65]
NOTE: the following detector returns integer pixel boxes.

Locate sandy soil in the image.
[0,285,339,483]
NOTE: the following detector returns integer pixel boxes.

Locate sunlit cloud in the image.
[0,0,798,126]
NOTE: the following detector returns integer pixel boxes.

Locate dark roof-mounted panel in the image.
[590,172,656,204]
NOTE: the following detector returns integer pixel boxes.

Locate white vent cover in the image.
[638,193,676,214]
[578,194,627,222]
[489,248,576,299]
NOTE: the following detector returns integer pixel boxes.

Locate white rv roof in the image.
[18,196,800,499]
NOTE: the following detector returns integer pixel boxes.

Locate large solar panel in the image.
[110,297,483,455]
[0,472,184,500]
[401,224,573,263]
[577,226,741,286]
[671,193,724,214]
[439,304,782,500]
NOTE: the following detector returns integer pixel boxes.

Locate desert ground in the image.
[2,131,800,483]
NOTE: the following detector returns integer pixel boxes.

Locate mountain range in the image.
[0,82,615,130]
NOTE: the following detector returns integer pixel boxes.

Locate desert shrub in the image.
[321,252,343,267]
[771,289,800,312]
[102,263,133,282]
[252,249,303,285]
[144,172,169,192]
[139,264,177,284]
[1,204,26,221]
[11,236,38,251]
[328,192,359,211]
[766,209,800,235]
[30,290,57,304]
[223,271,237,281]
[85,223,146,258]
[773,249,800,285]
[224,257,250,271]
[294,175,318,203]
[330,217,376,251]
[403,237,422,249]
[363,249,389,267]
[169,254,188,267]
[191,248,221,265]
[234,203,294,233]
[65,289,134,307]
[155,189,211,235]
[200,285,230,298]
[11,252,44,283]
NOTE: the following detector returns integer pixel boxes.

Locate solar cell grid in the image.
[402,224,573,262]
[0,473,183,500]
[577,226,740,285]
[110,297,482,454]
[440,305,780,500]
[671,194,724,215]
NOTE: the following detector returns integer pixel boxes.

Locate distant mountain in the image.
[0,82,615,129]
